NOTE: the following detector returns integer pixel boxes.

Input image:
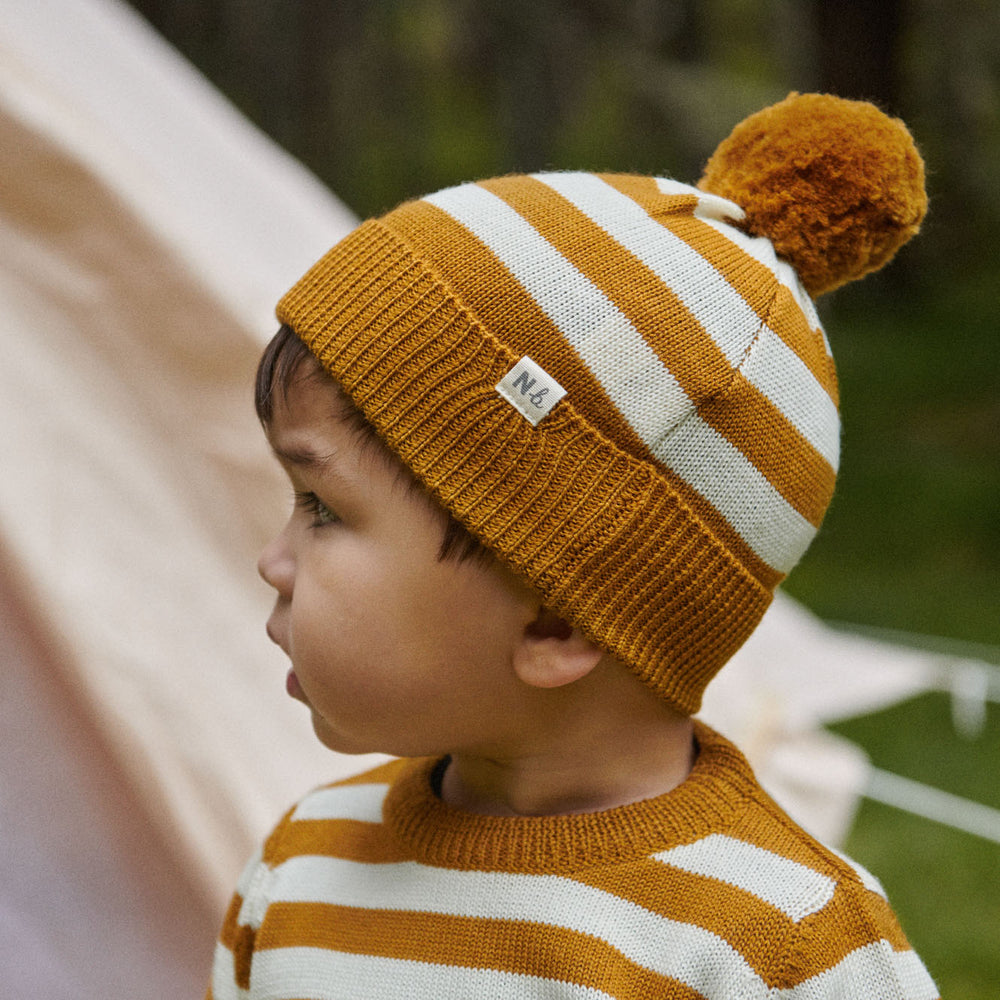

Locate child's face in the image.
[258,367,540,758]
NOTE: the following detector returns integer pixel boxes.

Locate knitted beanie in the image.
[276,92,926,715]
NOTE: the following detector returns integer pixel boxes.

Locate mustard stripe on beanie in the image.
[277,92,926,714]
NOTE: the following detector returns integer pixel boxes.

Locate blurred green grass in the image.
[783,270,1000,647]
[829,693,1000,999]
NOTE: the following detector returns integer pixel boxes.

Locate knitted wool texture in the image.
[277,93,926,715]
[207,724,939,998]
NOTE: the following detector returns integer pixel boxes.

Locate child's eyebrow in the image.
[269,443,337,471]
[269,441,368,497]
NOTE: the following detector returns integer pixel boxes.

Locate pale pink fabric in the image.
[1,2,379,995]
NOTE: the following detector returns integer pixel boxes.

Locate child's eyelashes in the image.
[293,490,340,528]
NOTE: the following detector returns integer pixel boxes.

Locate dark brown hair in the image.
[255,324,487,563]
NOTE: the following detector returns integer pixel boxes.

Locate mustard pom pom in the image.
[699,92,927,297]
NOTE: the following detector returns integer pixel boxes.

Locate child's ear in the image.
[514,608,605,689]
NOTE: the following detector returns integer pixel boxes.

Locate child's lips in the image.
[266,622,305,702]
[286,669,308,704]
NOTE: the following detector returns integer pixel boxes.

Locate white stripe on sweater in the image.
[250,948,616,999]
[654,834,836,922]
[269,854,757,995]
[290,783,387,823]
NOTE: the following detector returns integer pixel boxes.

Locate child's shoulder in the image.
[692,724,898,921]
[715,750,909,945]
[689,729,929,988]
[261,757,408,856]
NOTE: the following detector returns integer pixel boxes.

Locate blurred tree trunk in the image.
[813,0,904,111]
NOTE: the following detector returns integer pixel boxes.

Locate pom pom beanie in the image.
[276,92,927,715]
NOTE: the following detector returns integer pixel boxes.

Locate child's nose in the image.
[257,529,294,597]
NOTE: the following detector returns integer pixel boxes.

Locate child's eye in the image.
[294,491,339,527]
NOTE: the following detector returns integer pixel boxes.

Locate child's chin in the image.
[311,716,377,756]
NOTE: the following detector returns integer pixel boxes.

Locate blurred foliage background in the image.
[124,0,999,994]
[126,0,999,647]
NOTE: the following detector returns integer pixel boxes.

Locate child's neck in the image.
[439,662,697,817]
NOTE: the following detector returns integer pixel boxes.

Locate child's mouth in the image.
[286,669,307,704]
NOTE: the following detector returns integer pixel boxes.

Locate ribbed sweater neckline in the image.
[381,722,758,874]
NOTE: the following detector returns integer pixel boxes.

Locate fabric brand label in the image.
[496,356,567,426]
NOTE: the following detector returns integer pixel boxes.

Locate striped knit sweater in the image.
[207,723,938,999]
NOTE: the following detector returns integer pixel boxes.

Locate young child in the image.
[208,93,938,998]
